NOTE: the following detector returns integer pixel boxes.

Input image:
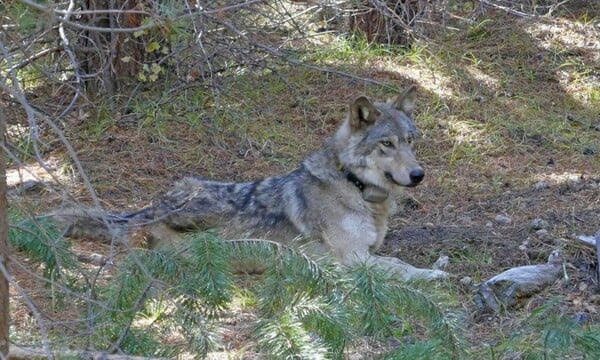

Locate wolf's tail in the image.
[47,207,154,244]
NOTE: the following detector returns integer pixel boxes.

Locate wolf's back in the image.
[50,170,311,244]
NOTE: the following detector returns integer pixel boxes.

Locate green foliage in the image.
[80,234,460,358]
[347,264,462,359]
[245,241,349,358]
[532,303,600,359]
[9,217,76,280]
[4,1,40,32]
[187,232,235,314]
[386,340,444,360]
[490,298,600,359]
[7,222,462,357]
[349,263,399,337]
[93,233,234,357]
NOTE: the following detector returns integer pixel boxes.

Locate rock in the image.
[576,234,597,248]
[583,146,596,156]
[459,276,473,286]
[530,218,549,230]
[547,250,561,263]
[519,239,529,251]
[458,215,473,225]
[535,229,549,238]
[494,214,512,225]
[573,311,589,325]
[473,263,562,313]
[534,181,548,190]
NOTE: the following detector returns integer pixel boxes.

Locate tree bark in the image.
[349,0,426,45]
[77,0,146,98]
[0,103,10,356]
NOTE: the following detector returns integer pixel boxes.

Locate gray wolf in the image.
[55,86,448,281]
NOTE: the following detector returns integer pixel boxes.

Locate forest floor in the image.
[4,6,600,359]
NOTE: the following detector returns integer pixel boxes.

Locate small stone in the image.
[530,218,549,230]
[573,311,589,325]
[576,234,597,248]
[503,350,523,360]
[535,229,549,237]
[459,276,473,286]
[458,215,473,225]
[534,181,548,190]
[547,250,561,263]
[583,146,596,156]
[518,244,528,251]
[495,214,512,225]
[485,222,493,228]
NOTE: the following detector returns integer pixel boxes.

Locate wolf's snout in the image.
[409,168,425,185]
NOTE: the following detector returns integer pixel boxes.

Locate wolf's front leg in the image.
[368,254,449,281]
[339,247,448,281]
[322,221,449,281]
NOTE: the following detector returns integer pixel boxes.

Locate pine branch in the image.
[9,218,77,280]
[187,232,234,316]
[392,283,464,358]
[255,310,328,359]
[347,263,397,337]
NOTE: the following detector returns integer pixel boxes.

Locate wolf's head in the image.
[335,86,424,202]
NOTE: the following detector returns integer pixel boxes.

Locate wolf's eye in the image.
[381,140,394,148]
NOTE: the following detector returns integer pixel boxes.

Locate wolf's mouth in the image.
[385,172,420,187]
[385,172,401,186]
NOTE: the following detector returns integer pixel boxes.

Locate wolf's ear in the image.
[350,96,380,130]
[391,85,417,115]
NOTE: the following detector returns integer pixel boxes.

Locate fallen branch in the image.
[596,230,600,283]
[479,0,535,18]
[9,345,168,360]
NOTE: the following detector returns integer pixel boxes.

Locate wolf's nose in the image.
[409,169,425,184]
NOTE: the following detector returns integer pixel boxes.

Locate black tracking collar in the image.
[341,167,365,191]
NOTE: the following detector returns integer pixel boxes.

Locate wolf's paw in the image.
[423,269,450,280]
[402,267,449,281]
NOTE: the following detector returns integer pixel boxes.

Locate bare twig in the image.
[0,93,9,359]
[6,47,62,73]
[8,346,168,360]
[0,261,53,358]
[479,0,535,18]
[596,230,600,283]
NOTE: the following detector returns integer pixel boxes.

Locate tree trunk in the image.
[77,0,146,99]
[0,104,10,357]
[349,0,424,45]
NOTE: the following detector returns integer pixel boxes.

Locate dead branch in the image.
[8,346,168,360]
